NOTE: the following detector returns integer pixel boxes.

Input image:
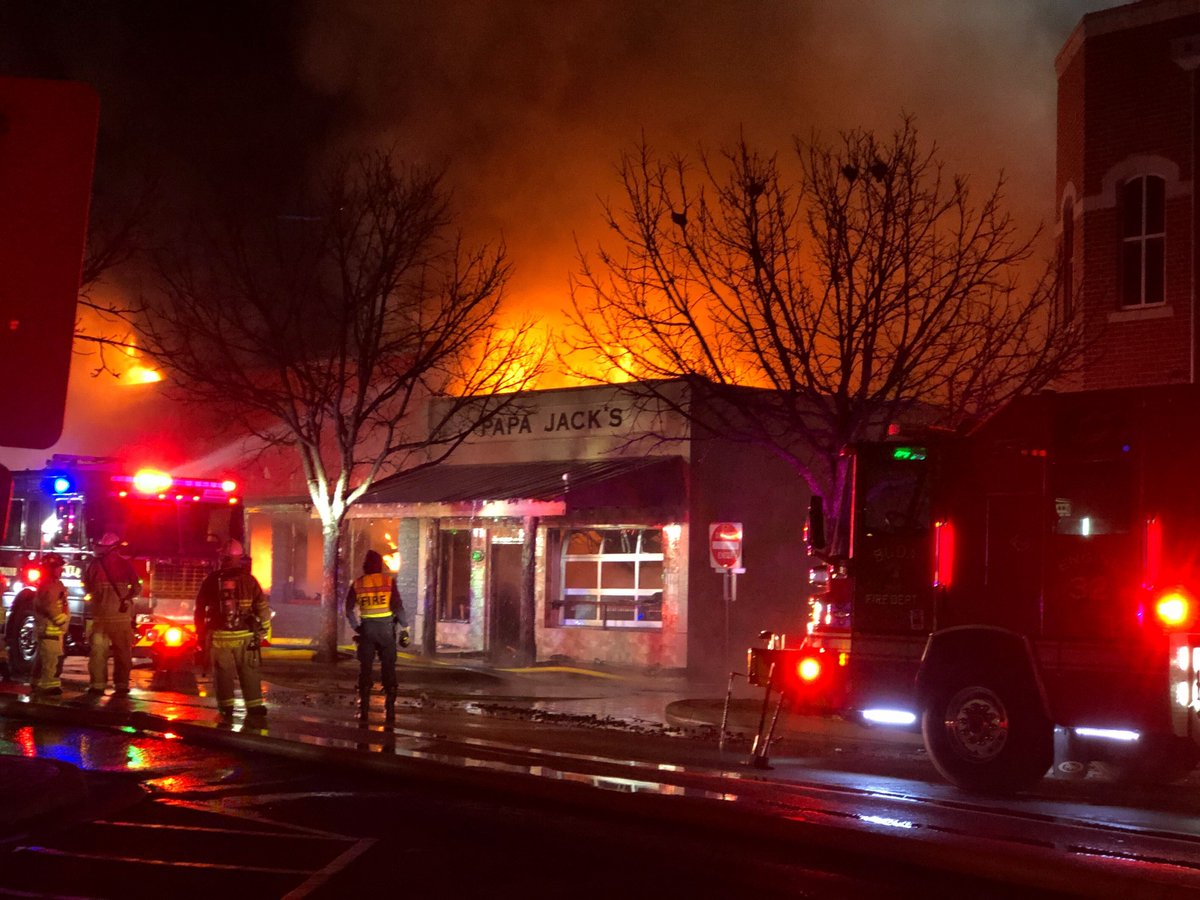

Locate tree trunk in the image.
[518,516,538,667]
[316,519,341,663]
[421,520,440,656]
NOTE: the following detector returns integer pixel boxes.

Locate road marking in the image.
[282,838,377,899]
[96,819,352,840]
[14,845,314,875]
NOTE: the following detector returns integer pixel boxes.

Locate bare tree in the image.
[138,150,544,662]
[570,118,1081,533]
[74,180,158,376]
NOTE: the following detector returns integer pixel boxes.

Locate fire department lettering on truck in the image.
[863,592,918,607]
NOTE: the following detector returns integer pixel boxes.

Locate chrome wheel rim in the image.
[17,615,37,662]
[944,686,1009,762]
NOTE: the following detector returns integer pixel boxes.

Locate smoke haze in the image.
[0,0,1119,470]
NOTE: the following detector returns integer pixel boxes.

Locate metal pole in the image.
[718,671,744,753]
[761,690,787,763]
[748,661,776,767]
[723,569,731,674]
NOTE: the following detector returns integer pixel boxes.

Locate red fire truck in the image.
[751,384,1200,792]
[0,455,245,675]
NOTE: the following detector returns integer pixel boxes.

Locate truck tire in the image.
[922,671,1052,794]
[5,593,37,677]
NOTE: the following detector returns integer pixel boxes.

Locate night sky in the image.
[0,0,1120,469]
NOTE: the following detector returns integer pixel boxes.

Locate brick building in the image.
[1058,0,1200,388]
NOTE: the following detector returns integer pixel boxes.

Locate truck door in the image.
[848,444,935,707]
[852,443,935,636]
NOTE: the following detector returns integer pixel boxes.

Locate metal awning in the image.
[349,456,687,519]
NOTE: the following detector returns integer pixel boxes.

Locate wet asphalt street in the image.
[1,654,1200,897]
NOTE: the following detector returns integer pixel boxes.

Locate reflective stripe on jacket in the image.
[353,572,394,619]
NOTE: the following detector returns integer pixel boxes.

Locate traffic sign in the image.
[709,521,743,570]
[0,77,100,449]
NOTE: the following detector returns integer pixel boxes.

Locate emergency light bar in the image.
[111,470,238,502]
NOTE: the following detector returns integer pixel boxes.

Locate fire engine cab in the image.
[0,455,244,675]
[751,384,1200,792]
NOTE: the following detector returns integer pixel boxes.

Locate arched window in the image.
[1119,175,1165,307]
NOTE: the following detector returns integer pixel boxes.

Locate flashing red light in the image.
[163,626,185,647]
[1156,590,1190,628]
[221,479,236,492]
[132,469,173,494]
[25,567,41,584]
[797,657,821,682]
[228,497,239,505]
[934,520,956,589]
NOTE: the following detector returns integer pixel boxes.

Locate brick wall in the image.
[1058,2,1200,388]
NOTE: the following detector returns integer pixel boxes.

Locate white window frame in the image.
[559,527,663,629]
[1119,174,1166,308]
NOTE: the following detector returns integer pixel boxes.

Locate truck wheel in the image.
[922,673,1052,794]
[5,594,37,677]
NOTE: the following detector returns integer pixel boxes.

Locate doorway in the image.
[490,542,522,664]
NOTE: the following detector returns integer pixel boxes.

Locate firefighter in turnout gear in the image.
[194,540,270,721]
[83,532,141,696]
[31,553,69,696]
[345,549,408,722]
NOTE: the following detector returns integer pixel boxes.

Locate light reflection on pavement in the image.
[5,656,1200,895]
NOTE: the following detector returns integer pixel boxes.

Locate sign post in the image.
[709,522,744,670]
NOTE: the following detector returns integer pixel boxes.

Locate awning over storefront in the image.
[351,456,687,520]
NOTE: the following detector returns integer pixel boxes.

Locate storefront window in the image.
[558,527,663,628]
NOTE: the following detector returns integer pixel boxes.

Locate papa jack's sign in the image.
[476,404,627,438]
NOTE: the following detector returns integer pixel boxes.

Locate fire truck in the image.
[751,384,1200,792]
[0,455,245,675]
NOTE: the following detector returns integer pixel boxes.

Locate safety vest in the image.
[353,572,393,619]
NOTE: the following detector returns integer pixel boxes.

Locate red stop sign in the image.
[709,522,743,570]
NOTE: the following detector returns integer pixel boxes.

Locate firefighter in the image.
[345,549,409,722]
[30,553,69,696]
[83,532,141,697]
[194,540,270,721]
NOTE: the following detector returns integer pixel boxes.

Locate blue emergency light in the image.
[51,475,73,494]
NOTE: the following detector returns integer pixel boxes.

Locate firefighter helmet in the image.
[42,552,66,568]
[221,539,245,560]
[96,532,123,551]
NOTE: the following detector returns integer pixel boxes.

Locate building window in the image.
[1119,175,1165,307]
[558,527,663,628]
